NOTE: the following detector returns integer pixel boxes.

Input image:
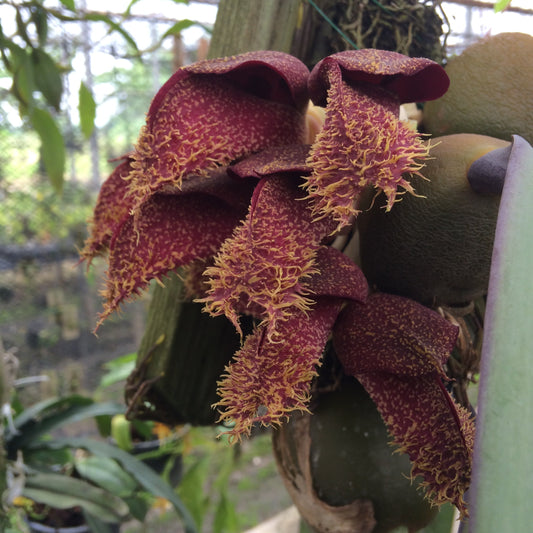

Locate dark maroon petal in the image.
[215,297,344,439]
[307,246,368,302]
[355,372,474,515]
[175,168,257,212]
[200,175,336,337]
[333,293,457,377]
[333,293,473,514]
[80,157,134,262]
[309,50,449,106]
[96,192,247,328]
[181,50,310,111]
[228,145,311,179]
[304,57,432,230]
[128,51,309,211]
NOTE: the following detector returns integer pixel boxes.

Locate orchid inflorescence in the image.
[81,48,474,514]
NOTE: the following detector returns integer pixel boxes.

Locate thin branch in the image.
[444,0,533,16]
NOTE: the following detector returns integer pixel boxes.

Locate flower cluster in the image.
[81,49,474,513]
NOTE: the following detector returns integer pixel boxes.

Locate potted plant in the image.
[109,414,184,488]
[3,391,197,533]
[98,352,184,487]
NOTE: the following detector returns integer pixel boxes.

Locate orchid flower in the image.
[81,51,310,326]
[82,49,474,514]
[334,293,475,515]
[305,49,449,230]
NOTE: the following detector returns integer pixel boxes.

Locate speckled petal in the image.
[184,51,310,111]
[305,58,431,230]
[333,293,474,515]
[334,293,457,377]
[127,51,309,212]
[200,175,335,337]
[228,144,311,179]
[308,50,449,107]
[356,372,474,516]
[80,157,134,263]
[96,190,249,328]
[307,246,368,302]
[216,297,343,439]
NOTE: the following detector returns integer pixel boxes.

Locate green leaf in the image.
[161,19,197,40]
[99,352,137,388]
[37,437,199,533]
[30,5,49,47]
[82,512,120,533]
[213,447,236,491]
[23,446,73,470]
[10,46,34,108]
[23,472,129,523]
[121,494,151,522]
[469,136,533,532]
[213,491,239,533]
[494,0,512,12]
[59,0,76,10]
[79,81,96,139]
[31,48,63,110]
[75,456,138,497]
[177,456,211,529]
[29,107,65,192]
[11,395,92,432]
[9,395,124,451]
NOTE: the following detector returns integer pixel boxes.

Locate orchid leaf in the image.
[177,456,211,529]
[23,472,129,523]
[213,490,239,533]
[35,437,198,533]
[8,396,124,452]
[75,456,138,497]
[470,136,533,532]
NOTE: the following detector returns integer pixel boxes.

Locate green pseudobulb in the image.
[358,133,510,305]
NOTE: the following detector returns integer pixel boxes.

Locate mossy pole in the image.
[208,0,301,57]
